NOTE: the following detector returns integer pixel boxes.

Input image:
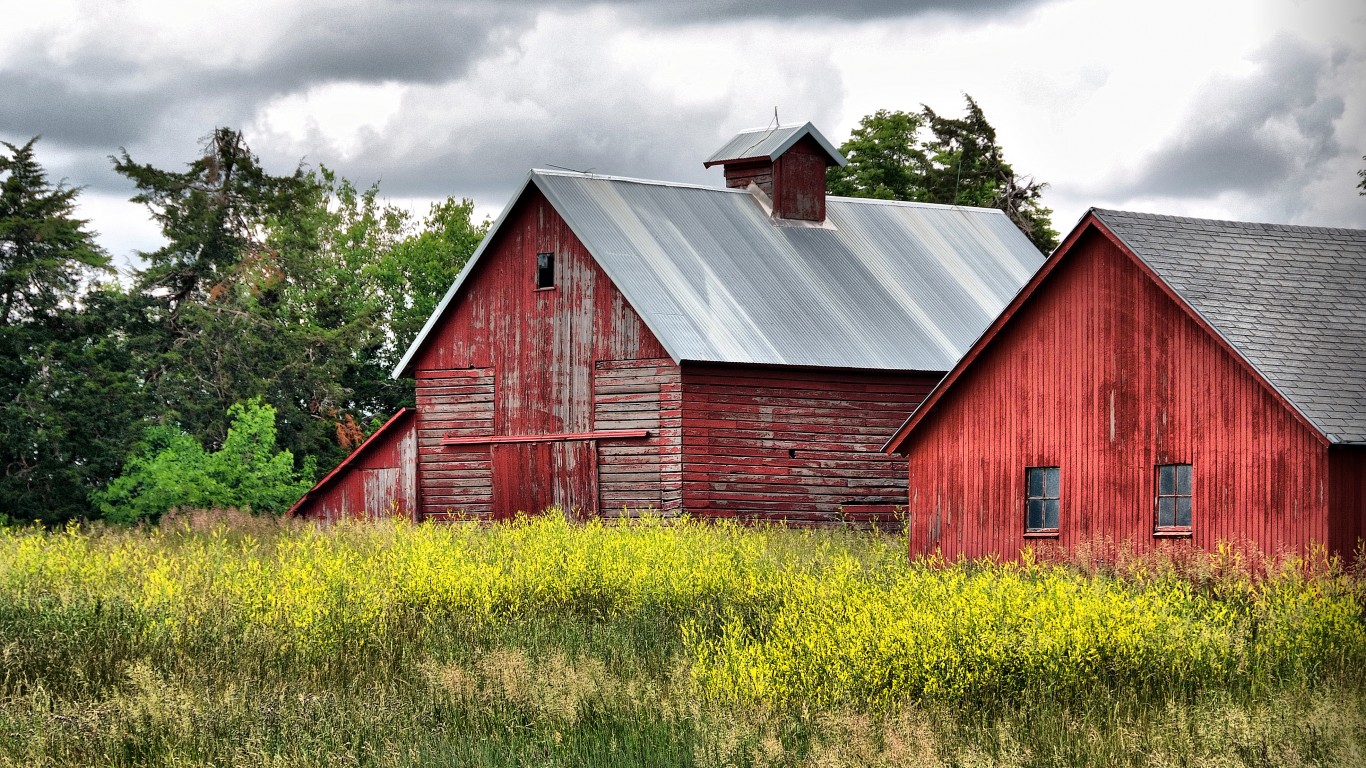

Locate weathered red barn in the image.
[291,123,1043,523]
[886,209,1366,559]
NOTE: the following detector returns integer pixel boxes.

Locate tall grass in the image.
[1,510,1363,766]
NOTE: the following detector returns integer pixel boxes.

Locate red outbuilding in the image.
[290,123,1044,523]
[886,209,1366,560]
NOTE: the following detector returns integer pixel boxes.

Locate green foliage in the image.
[0,138,140,525]
[0,517,1362,766]
[0,137,111,325]
[0,129,485,524]
[92,399,315,522]
[1358,155,1364,195]
[828,97,1059,252]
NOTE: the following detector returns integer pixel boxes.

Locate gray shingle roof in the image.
[395,169,1043,377]
[703,122,847,167]
[1093,209,1366,444]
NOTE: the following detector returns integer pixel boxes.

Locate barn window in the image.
[536,252,555,289]
[1155,463,1192,534]
[1025,466,1060,534]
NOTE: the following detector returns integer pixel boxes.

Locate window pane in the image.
[1045,467,1060,498]
[1027,468,1044,498]
[1158,465,1174,495]
[1027,499,1044,530]
[1176,464,1192,495]
[1044,499,1060,530]
[1158,496,1175,527]
[1176,497,1192,528]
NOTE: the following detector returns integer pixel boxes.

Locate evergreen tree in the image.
[828,97,1059,252]
[0,137,143,524]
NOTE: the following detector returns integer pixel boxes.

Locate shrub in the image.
[91,398,315,522]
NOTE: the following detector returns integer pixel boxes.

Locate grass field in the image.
[1,510,1364,767]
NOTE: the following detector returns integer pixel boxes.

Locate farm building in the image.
[290,122,1044,524]
[886,209,1366,560]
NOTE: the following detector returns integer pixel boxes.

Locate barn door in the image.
[490,441,598,520]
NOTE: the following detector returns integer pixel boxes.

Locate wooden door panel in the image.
[491,441,598,519]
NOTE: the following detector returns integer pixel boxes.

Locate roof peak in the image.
[704,121,848,168]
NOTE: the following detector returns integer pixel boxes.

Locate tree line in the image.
[2,98,1056,525]
[2,129,487,524]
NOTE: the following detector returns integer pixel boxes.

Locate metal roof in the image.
[395,169,1043,377]
[703,122,848,167]
[1094,209,1366,444]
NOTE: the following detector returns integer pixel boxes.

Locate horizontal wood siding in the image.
[417,368,494,519]
[594,359,682,517]
[902,228,1332,560]
[681,364,935,524]
[294,413,417,522]
[410,188,675,519]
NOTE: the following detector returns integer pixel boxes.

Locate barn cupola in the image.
[704,122,848,223]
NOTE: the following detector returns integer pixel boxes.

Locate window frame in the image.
[535,251,556,290]
[1023,466,1061,537]
[1153,463,1193,537]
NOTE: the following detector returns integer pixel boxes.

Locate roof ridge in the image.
[1093,208,1366,237]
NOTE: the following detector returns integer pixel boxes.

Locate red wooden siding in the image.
[410,188,676,519]
[902,227,1335,559]
[417,368,494,519]
[1329,446,1366,558]
[682,364,935,523]
[290,409,417,522]
[773,135,829,221]
[594,359,682,517]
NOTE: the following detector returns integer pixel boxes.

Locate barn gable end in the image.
[409,186,680,520]
[889,211,1366,560]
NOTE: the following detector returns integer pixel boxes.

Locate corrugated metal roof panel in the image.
[703,121,848,167]
[533,170,1042,371]
[1094,209,1366,444]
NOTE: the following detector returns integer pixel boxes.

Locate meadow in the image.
[1,510,1363,767]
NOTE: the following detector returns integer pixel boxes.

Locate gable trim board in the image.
[885,209,1365,454]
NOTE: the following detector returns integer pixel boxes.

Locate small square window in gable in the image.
[1025,466,1060,535]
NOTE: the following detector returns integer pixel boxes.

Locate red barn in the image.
[290,122,1043,524]
[886,209,1366,560]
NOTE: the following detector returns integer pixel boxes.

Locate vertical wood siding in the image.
[682,364,935,524]
[1329,446,1366,558]
[902,228,1334,559]
[292,412,417,522]
[773,136,829,221]
[411,188,675,519]
[593,359,682,517]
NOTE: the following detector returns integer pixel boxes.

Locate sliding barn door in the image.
[490,441,598,519]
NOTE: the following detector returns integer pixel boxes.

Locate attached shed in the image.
[886,209,1366,559]
[292,123,1043,524]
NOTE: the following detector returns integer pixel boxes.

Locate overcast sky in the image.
[3,0,1364,269]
